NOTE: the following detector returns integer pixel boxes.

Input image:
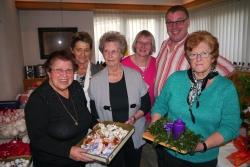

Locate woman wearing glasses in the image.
[89,31,150,167]
[25,50,98,167]
[70,31,102,110]
[121,30,157,167]
[151,31,241,167]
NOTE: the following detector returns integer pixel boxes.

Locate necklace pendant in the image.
[75,121,78,125]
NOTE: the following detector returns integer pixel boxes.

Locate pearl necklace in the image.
[134,55,149,78]
[55,91,79,125]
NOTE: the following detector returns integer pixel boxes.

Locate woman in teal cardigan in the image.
[151,30,241,167]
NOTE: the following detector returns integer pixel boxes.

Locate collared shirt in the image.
[154,34,235,97]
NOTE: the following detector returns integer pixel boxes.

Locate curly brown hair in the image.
[43,50,78,73]
[184,30,219,68]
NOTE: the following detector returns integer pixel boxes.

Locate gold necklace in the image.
[134,55,149,78]
[55,91,79,125]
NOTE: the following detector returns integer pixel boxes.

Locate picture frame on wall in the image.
[38,27,78,59]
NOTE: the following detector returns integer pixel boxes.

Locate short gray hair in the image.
[99,31,127,55]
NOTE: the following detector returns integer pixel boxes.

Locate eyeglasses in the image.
[188,51,211,59]
[165,18,188,27]
[103,50,120,56]
[51,68,74,74]
[136,41,152,47]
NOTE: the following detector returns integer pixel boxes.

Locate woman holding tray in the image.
[89,31,151,167]
[151,30,241,167]
[25,50,98,167]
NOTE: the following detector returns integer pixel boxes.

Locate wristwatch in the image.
[201,141,207,152]
[132,116,137,122]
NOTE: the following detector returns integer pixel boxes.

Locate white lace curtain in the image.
[93,0,250,65]
[189,0,250,65]
[93,12,167,62]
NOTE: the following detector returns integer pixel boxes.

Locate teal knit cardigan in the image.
[151,70,242,163]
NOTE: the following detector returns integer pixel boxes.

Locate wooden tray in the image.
[76,121,134,164]
[142,131,187,154]
[0,155,32,166]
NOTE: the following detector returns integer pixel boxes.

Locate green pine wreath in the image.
[147,118,202,155]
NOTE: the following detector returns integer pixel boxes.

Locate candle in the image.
[163,122,174,132]
[173,118,186,140]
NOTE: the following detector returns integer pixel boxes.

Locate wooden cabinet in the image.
[23,78,47,91]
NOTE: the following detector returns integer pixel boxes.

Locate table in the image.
[217,127,249,167]
[217,141,248,167]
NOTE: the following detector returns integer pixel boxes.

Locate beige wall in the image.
[0,1,95,100]
[19,10,95,66]
[0,0,24,100]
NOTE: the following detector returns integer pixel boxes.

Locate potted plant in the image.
[236,74,250,154]
[236,74,250,113]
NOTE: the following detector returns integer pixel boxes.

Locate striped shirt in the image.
[154,34,235,97]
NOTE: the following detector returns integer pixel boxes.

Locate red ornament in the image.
[0,140,30,159]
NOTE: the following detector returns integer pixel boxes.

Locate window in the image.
[94,0,250,65]
[94,12,167,62]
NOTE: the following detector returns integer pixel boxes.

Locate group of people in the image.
[25,5,241,167]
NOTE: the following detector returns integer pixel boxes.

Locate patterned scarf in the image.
[78,75,86,88]
[187,68,218,123]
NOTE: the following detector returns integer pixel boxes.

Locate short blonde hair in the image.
[131,30,156,55]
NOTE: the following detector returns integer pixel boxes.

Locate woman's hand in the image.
[93,123,99,129]
[125,117,136,125]
[195,142,205,152]
[69,146,93,162]
[125,110,145,125]
[146,122,155,131]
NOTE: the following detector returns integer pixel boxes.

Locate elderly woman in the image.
[121,30,157,167]
[70,31,102,110]
[25,50,98,167]
[89,31,151,167]
[151,30,241,167]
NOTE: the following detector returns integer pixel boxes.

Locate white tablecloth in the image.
[217,127,248,167]
[217,141,248,167]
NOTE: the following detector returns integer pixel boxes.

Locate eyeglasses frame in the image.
[165,18,189,27]
[103,50,120,56]
[51,68,74,74]
[136,41,152,47]
[188,51,211,60]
